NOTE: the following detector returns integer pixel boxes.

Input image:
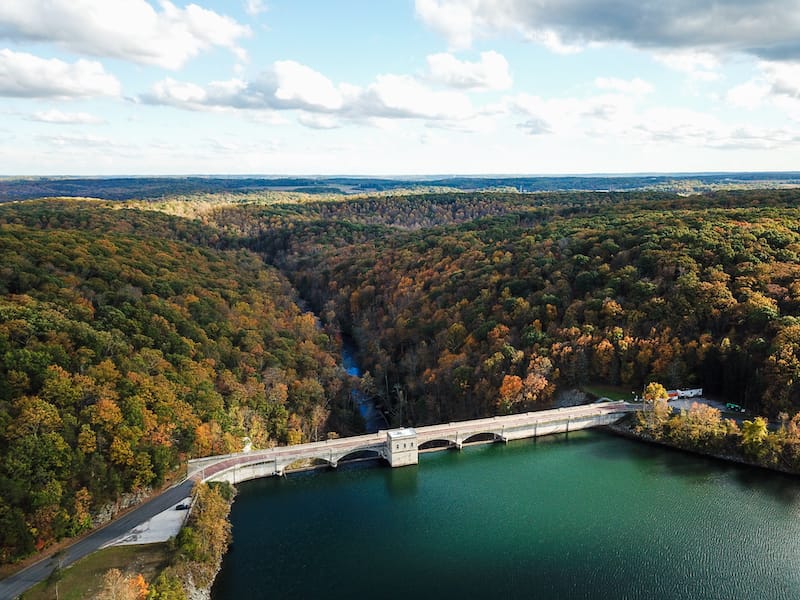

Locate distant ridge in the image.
[1,172,799,201]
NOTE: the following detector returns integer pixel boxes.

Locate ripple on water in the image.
[212,432,800,600]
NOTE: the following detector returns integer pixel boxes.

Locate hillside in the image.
[5,188,800,563]
[209,189,800,424]
[0,200,348,562]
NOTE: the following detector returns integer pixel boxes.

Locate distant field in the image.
[22,544,169,600]
[582,384,638,402]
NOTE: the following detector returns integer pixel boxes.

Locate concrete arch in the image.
[337,448,385,464]
[461,432,505,445]
[283,457,334,472]
[418,438,458,451]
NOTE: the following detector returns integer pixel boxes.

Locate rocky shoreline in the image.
[144,481,235,599]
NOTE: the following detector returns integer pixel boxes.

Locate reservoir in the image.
[212,431,800,599]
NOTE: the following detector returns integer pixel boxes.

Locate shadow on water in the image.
[383,465,419,497]
[215,426,800,600]
[731,466,800,504]
[593,429,800,505]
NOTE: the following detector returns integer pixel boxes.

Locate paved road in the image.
[0,479,194,600]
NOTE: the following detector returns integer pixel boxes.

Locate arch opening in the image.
[337,449,383,464]
[462,432,503,445]
[419,439,456,451]
[284,457,332,473]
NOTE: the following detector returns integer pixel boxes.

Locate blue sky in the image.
[1,0,799,175]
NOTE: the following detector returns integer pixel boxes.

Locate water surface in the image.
[213,432,800,599]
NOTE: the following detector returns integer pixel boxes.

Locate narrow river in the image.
[212,430,800,599]
[341,336,388,433]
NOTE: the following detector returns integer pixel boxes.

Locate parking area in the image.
[105,496,192,547]
[668,397,727,412]
[667,396,749,419]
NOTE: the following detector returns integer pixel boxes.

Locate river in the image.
[341,336,388,432]
[212,430,800,599]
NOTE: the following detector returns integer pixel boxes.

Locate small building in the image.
[386,428,418,467]
[667,388,704,400]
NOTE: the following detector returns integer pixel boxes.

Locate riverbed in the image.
[212,430,800,599]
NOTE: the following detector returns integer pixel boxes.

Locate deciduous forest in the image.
[0,201,349,562]
[3,188,800,562]
[217,190,800,423]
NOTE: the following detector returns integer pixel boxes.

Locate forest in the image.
[3,187,800,563]
[0,200,351,562]
[212,189,800,425]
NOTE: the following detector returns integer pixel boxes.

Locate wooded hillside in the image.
[0,201,347,562]
[4,189,800,563]
[211,190,800,425]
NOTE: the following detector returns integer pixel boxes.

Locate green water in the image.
[212,431,800,599]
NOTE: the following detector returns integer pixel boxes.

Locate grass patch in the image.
[582,384,638,402]
[21,544,170,600]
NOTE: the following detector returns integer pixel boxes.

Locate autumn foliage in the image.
[221,189,800,426]
[0,201,347,562]
[7,188,800,563]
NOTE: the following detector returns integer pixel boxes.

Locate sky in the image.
[1,0,799,176]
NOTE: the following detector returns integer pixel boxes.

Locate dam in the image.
[188,402,638,484]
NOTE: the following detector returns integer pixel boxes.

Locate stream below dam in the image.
[212,429,800,599]
[341,336,388,433]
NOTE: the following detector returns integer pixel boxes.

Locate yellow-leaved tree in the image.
[637,382,671,437]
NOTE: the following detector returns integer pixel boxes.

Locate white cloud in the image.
[653,51,720,81]
[727,80,770,109]
[144,62,347,114]
[634,107,722,144]
[0,49,121,98]
[725,60,800,122]
[516,117,551,135]
[271,60,344,111]
[510,91,640,137]
[146,77,212,109]
[297,113,340,129]
[204,137,280,155]
[414,0,477,50]
[244,0,268,16]
[426,50,512,91]
[414,0,800,62]
[143,60,479,124]
[0,0,250,70]
[27,109,106,124]
[353,74,475,120]
[595,77,653,96]
[711,126,800,150]
[763,61,800,99]
[425,115,498,134]
[36,132,126,149]
[509,86,800,151]
[523,29,583,55]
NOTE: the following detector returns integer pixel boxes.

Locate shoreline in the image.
[602,420,799,478]
[204,417,798,597]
